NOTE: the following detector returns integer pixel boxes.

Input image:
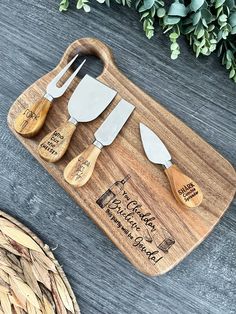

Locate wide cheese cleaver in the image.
[140,123,203,208]
[64,99,135,187]
[38,75,117,162]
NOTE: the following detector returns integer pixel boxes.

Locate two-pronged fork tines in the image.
[45,56,86,100]
[14,55,86,138]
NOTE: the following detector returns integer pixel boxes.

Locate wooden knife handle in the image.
[38,121,76,162]
[164,165,203,208]
[14,97,52,138]
[64,144,101,187]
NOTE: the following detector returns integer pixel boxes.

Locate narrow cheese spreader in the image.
[14,55,85,138]
[38,75,117,162]
[140,123,203,208]
[64,99,135,187]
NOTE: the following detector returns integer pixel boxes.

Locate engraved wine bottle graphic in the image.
[96,175,131,208]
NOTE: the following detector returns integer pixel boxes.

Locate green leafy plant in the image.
[59,0,236,83]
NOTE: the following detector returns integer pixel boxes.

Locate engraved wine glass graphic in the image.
[96,175,131,208]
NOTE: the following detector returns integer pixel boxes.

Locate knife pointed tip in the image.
[140,122,147,127]
[139,122,148,134]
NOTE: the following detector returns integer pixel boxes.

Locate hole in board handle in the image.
[71,54,104,79]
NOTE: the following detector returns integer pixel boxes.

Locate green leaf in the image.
[171,50,180,59]
[141,11,149,19]
[217,30,223,40]
[190,0,204,12]
[201,9,213,23]
[138,0,155,12]
[209,44,217,52]
[229,12,236,27]
[208,24,215,31]
[215,0,225,9]
[172,49,180,55]
[192,11,201,25]
[201,47,208,54]
[59,0,69,11]
[199,37,206,48]
[168,2,187,17]
[171,42,179,50]
[169,32,179,39]
[171,53,178,59]
[76,0,85,9]
[194,22,203,35]
[226,61,232,69]
[157,8,166,18]
[143,16,155,39]
[197,28,205,38]
[163,16,181,25]
[135,0,142,9]
[219,14,227,23]
[202,18,207,28]
[225,0,235,10]
[83,3,91,11]
[229,68,235,78]
[196,45,201,57]
[226,50,234,61]
[182,25,195,34]
[150,6,156,17]
[210,39,217,44]
[231,26,236,34]
[222,29,229,39]
[218,44,223,56]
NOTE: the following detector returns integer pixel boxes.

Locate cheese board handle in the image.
[64,144,101,187]
[57,37,116,76]
[38,121,76,162]
[13,97,52,138]
[14,38,117,139]
[164,165,203,208]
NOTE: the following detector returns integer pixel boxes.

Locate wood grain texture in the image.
[38,121,77,162]
[14,97,52,138]
[64,144,102,187]
[164,165,203,208]
[7,37,236,276]
[0,0,236,313]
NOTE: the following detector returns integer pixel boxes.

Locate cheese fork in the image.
[14,56,85,138]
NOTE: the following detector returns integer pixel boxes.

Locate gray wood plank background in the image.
[0,0,235,313]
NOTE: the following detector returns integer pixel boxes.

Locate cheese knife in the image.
[64,99,135,187]
[140,123,203,208]
[38,74,117,162]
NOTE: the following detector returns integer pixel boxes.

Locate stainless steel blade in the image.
[68,74,117,122]
[95,100,135,146]
[46,57,85,99]
[140,123,172,167]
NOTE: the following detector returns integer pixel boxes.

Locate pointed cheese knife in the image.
[140,123,203,208]
[64,99,135,187]
[38,75,117,162]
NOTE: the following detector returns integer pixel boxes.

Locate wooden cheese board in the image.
[7,38,236,276]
